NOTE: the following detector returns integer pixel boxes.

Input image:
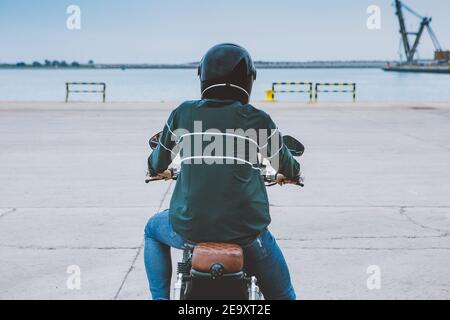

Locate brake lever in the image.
[296,176,305,187]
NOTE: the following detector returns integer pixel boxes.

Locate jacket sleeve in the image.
[262,115,300,179]
[147,110,178,176]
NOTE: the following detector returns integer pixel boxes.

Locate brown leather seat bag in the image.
[191,243,244,273]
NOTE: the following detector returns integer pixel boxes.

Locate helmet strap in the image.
[201,83,250,98]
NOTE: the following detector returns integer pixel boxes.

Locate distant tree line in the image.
[1,60,391,69]
[11,60,95,68]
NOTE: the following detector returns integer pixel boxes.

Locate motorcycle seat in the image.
[191,243,244,274]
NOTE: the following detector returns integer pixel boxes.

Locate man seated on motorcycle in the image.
[144,43,301,300]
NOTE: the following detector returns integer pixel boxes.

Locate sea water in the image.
[0,68,449,102]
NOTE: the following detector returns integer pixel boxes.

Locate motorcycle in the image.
[145,131,305,300]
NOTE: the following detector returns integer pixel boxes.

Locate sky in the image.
[0,0,449,63]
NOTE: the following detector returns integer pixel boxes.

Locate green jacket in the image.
[148,99,300,244]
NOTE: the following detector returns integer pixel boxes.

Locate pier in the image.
[0,101,449,299]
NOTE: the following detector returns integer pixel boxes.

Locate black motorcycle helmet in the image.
[198,43,257,104]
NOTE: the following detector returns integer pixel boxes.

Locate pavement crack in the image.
[2,205,450,209]
[0,208,16,219]
[399,206,449,234]
[277,234,449,242]
[269,204,450,209]
[280,247,450,251]
[0,245,140,250]
[113,180,174,300]
[113,244,143,300]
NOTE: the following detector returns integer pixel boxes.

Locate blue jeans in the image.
[144,209,296,300]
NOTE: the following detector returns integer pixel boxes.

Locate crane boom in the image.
[394,0,442,63]
[395,0,412,62]
[409,18,430,61]
[385,1,450,72]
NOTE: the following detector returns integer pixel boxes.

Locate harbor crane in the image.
[394,0,445,63]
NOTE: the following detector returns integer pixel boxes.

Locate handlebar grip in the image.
[145,177,162,183]
[263,174,305,187]
[145,168,178,183]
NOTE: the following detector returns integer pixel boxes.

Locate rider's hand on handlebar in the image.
[147,169,173,181]
[276,173,300,186]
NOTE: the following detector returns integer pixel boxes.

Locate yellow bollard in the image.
[265,89,274,102]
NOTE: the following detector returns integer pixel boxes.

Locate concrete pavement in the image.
[0,101,449,299]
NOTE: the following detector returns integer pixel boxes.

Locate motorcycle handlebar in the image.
[145,169,304,187]
[263,173,305,187]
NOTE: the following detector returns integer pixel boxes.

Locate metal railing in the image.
[266,82,313,102]
[315,83,356,102]
[65,82,106,102]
